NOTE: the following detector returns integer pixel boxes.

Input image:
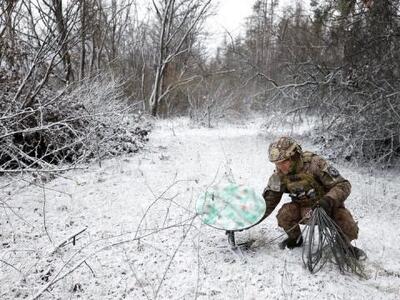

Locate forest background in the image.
[1,1,400,298]
[1,0,399,172]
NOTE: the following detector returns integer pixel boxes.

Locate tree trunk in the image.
[80,0,86,81]
[52,0,73,82]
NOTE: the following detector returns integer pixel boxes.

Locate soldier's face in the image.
[275,159,291,174]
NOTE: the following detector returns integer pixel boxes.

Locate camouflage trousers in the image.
[276,202,359,241]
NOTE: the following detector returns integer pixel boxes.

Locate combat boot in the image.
[350,246,367,261]
[279,236,303,250]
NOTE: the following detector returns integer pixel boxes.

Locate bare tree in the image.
[79,0,87,80]
[49,0,75,82]
[0,0,23,73]
[149,0,212,117]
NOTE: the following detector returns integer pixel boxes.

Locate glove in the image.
[262,187,269,200]
[313,196,333,215]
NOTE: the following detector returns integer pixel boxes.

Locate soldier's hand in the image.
[262,187,269,200]
[313,196,333,215]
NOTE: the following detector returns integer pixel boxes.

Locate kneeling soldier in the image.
[261,136,364,259]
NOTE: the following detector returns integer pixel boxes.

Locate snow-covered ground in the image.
[1,117,400,299]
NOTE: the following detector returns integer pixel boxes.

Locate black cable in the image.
[302,207,366,278]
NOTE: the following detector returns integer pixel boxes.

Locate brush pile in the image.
[0,73,150,171]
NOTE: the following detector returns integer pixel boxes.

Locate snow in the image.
[1,116,400,299]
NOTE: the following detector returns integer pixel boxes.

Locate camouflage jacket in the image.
[262,151,351,218]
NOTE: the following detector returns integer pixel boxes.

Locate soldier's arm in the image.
[260,173,284,221]
[311,155,351,208]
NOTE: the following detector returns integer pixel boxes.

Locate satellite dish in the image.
[196,183,266,231]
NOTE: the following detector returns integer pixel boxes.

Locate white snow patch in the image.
[1,117,399,299]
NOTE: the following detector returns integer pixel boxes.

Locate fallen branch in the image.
[50,227,88,255]
[31,216,197,300]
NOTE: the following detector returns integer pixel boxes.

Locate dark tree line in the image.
[0,0,157,171]
[211,0,400,163]
[0,0,211,114]
[1,0,400,165]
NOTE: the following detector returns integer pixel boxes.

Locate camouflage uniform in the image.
[263,138,359,242]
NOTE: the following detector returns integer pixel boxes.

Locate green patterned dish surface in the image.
[196,184,266,231]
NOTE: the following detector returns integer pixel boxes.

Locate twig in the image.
[154,215,197,299]
[50,227,88,254]
[0,259,24,276]
[0,198,36,229]
[41,183,53,244]
[135,176,196,239]
[122,247,151,300]
[30,217,197,300]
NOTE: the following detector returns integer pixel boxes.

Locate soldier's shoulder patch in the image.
[327,165,340,177]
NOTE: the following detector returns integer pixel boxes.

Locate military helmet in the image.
[268,136,302,162]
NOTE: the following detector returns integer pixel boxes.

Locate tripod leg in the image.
[226,230,236,249]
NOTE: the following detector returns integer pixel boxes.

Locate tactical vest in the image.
[281,152,325,207]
